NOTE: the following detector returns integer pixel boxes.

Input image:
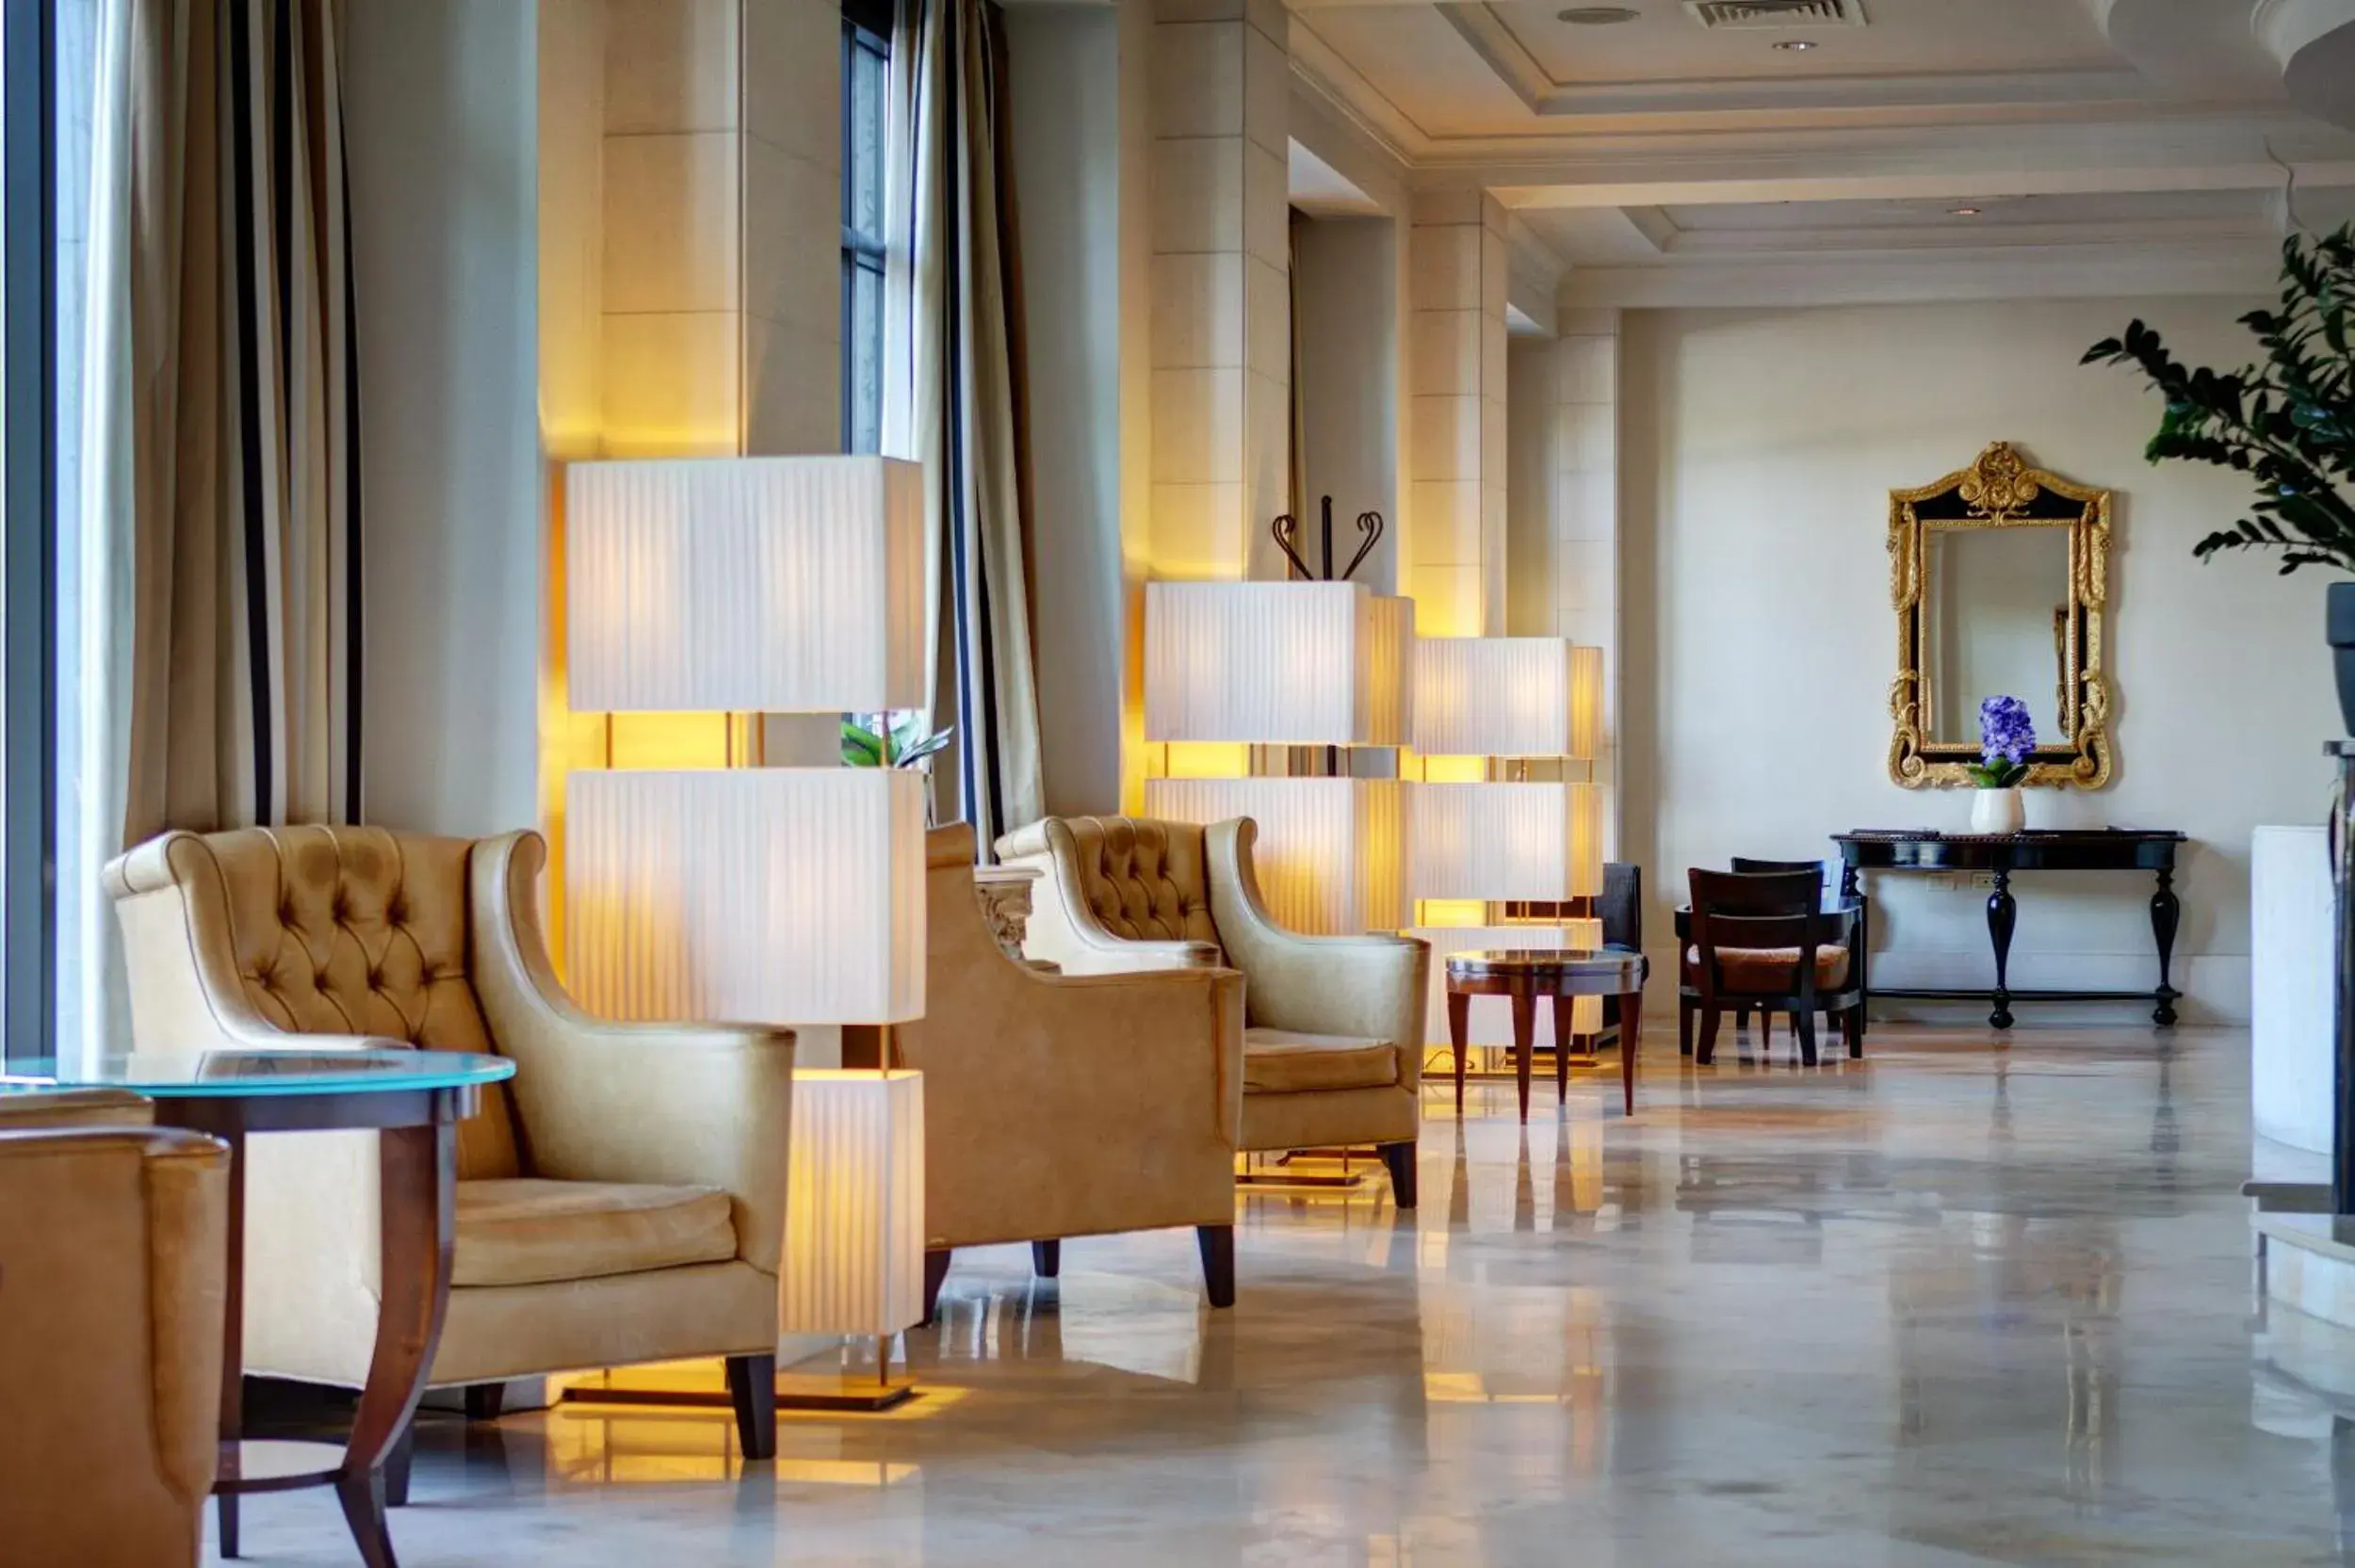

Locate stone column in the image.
[1148,0,1289,582]
[1551,310,1621,853]
[1405,192,1508,637]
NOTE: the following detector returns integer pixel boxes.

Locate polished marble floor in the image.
[213,1026,2355,1566]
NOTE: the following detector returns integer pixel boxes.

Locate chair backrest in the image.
[1730,856,1823,878]
[1687,868,1827,989]
[1600,862,1642,951]
[106,824,523,1178]
[1020,815,1222,949]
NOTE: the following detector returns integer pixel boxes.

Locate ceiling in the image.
[1285,0,2355,304]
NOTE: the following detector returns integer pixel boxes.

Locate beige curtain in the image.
[880,0,1043,852]
[74,0,362,1047]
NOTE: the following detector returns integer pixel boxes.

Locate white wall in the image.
[346,0,543,837]
[1293,214,1400,592]
[1622,298,2337,1024]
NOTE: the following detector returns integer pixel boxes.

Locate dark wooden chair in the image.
[1727,857,1843,1051]
[1600,862,1643,1042]
[1681,867,1863,1067]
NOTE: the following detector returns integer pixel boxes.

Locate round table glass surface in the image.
[0,1046,515,1098]
[1446,947,1642,978]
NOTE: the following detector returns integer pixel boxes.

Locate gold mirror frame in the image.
[1888,442,2113,789]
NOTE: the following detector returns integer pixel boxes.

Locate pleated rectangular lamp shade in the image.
[779,1070,926,1338]
[564,768,926,1025]
[1412,639,1602,760]
[1145,582,1414,748]
[566,455,926,714]
[1144,777,1407,934]
[1415,923,1605,1043]
[1411,782,1603,902]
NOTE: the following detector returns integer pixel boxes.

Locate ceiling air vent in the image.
[1683,0,1865,28]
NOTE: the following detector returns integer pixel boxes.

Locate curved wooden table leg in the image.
[336,1119,456,1568]
[1448,989,1470,1118]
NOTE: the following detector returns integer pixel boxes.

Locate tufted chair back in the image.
[1029,816,1223,952]
[106,825,523,1180]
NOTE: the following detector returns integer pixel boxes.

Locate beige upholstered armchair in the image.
[105,825,796,1459]
[0,1090,228,1567]
[898,824,1246,1315]
[996,816,1430,1205]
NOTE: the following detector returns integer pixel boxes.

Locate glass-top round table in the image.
[1443,948,1648,1123]
[5,1045,512,1567]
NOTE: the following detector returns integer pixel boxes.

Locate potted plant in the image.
[841,711,954,823]
[2083,222,2355,731]
[1966,695,2035,834]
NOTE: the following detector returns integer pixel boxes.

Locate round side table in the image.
[1444,949,1646,1122]
[4,1045,514,1568]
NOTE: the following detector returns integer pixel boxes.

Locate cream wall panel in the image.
[744,0,839,162]
[604,0,739,134]
[743,136,844,340]
[1152,252,1245,368]
[1151,24,1244,137]
[603,132,739,315]
[1151,367,1246,483]
[601,313,741,456]
[1152,139,1243,253]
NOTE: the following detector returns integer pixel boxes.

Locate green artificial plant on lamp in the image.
[2083,221,2355,730]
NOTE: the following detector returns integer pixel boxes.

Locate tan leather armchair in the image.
[900,824,1246,1315]
[105,825,796,1459]
[0,1090,228,1568]
[997,815,1430,1205]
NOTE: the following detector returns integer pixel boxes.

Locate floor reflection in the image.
[213,1028,2355,1567]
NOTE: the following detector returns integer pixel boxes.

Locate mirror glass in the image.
[1920,524,2071,745]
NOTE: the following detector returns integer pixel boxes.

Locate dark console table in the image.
[1832,830,2187,1029]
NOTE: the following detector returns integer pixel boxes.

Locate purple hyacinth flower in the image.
[1977,695,2037,770]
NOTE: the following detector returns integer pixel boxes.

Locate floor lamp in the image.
[560,454,932,1414]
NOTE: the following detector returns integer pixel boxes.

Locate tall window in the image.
[841,0,889,456]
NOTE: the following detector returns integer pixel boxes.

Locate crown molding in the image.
[1286,15,1434,165]
[1558,240,2278,308]
[1437,4,2161,121]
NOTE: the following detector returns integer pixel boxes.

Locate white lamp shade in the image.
[1145,581,1411,747]
[1415,923,1605,1043]
[1145,777,1407,934]
[1412,639,1600,760]
[779,1069,926,1338]
[565,768,926,1024]
[1411,781,1602,901]
[566,455,926,714]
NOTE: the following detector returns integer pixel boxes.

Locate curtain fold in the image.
[880,0,1043,853]
[73,0,362,1050]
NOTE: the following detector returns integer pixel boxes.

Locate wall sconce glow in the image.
[566,455,927,714]
[565,768,926,1024]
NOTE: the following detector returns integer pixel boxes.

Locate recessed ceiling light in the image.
[1558,5,1640,20]
[1949,205,1982,217]
[1771,38,1818,49]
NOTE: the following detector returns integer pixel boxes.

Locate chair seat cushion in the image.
[1242,1029,1400,1094]
[453,1178,738,1288]
[1684,945,1851,993]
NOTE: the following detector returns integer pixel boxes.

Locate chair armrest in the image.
[1204,820,1429,1075]
[0,1126,228,1514]
[467,832,796,1273]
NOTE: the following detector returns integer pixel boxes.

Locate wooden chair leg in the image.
[1197,1224,1236,1308]
[1761,1008,1773,1050]
[462,1382,505,1423]
[1697,1005,1723,1065]
[724,1353,776,1462]
[1380,1140,1418,1208]
[1848,1003,1865,1059]
[1031,1240,1061,1279]
[1795,1008,1819,1067]
[1679,995,1694,1057]
[921,1249,953,1326]
[384,1424,415,1508]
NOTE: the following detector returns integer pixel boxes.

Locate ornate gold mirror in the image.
[1889,442,2112,788]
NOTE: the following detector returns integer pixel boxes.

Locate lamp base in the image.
[559,1377,918,1417]
[1237,1147,1372,1190]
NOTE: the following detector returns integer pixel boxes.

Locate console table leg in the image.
[1987,869,2017,1030]
[2152,866,2182,1027]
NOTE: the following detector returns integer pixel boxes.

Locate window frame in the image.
[2,0,59,1065]
[840,0,888,457]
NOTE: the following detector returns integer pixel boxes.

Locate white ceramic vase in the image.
[1970,786,2024,835]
